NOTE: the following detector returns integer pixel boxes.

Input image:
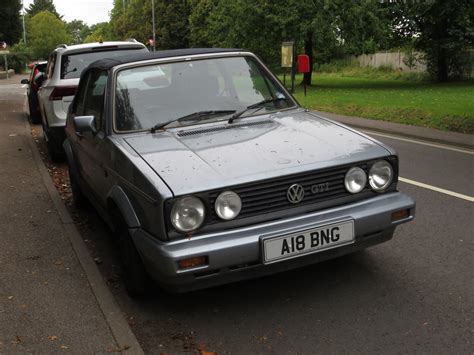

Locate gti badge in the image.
[311,182,329,194]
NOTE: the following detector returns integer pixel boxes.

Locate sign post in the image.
[281,41,294,90]
[0,43,10,79]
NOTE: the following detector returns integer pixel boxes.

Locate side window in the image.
[47,53,56,79]
[74,73,90,116]
[83,70,108,131]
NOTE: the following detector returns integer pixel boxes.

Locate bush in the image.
[6,42,34,73]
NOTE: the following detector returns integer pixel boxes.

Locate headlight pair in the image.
[345,160,393,194]
[170,191,242,233]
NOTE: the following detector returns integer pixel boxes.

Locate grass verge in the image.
[282,70,474,134]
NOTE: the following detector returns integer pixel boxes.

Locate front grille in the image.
[164,156,398,238]
[207,163,368,223]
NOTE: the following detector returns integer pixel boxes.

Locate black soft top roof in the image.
[87,48,243,71]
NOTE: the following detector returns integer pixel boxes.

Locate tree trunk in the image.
[437,47,448,82]
[302,31,313,86]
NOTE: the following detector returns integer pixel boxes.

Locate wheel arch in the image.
[63,139,78,176]
[106,185,141,229]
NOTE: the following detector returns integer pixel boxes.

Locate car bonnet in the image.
[124,110,391,196]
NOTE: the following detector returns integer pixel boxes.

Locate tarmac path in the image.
[0,78,141,354]
[2,77,473,353]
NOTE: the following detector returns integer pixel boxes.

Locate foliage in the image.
[154,0,191,49]
[28,11,71,59]
[387,0,474,82]
[109,0,151,44]
[84,22,115,43]
[93,0,472,83]
[66,20,92,45]
[0,0,22,45]
[402,48,423,71]
[7,42,34,73]
[188,0,217,47]
[26,0,61,19]
[416,0,473,81]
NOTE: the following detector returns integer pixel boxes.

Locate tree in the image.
[154,0,191,49]
[387,0,473,81]
[84,22,115,43]
[28,11,71,59]
[415,0,473,81]
[189,0,218,47]
[66,20,92,44]
[26,0,61,18]
[0,0,22,45]
[109,0,152,44]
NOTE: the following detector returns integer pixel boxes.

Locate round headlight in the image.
[345,167,367,194]
[369,160,393,191]
[170,196,205,232]
[215,191,242,220]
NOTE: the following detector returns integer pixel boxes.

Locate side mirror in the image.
[21,79,29,84]
[74,116,97,135]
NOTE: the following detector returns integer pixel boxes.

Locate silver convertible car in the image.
[64,48,415,297]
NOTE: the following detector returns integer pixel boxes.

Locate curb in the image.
[24,117,144,355]
[314,111,474,150]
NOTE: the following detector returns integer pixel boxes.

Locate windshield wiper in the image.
[228,97,287,124]
[151,110,236,133]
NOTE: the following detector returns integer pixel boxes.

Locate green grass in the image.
[281,70,474,134]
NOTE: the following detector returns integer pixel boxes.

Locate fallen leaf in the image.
[8,296,14,300]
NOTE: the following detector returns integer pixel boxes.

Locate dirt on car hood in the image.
[124,110,391,196]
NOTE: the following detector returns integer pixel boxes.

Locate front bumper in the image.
[132,191,415,292]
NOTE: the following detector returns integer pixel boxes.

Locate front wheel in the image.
[43,123,63,162]
[68,167,87,208]
[28,97,41,124]
[117,222,154,298]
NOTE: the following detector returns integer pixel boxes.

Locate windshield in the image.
[61,47,147,79]
[114,56,294,132]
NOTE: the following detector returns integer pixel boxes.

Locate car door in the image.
[38,52,57,124]
[73,69,109,205]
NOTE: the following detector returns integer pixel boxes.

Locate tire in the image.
[117,220,154,298]
[43,122,63,162]
[68,167,87,208]
[28,97,41,124]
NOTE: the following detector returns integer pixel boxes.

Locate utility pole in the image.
[22,0,27,45]
[151,0,156,52]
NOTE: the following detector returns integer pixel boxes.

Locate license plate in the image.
[262,220,355,264]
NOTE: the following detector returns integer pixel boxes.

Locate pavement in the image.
[0,75,474,354]
[0,74,143,354]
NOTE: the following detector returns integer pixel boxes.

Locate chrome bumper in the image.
[132,192,415,292]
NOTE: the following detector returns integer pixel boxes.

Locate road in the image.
[2,79,473,353]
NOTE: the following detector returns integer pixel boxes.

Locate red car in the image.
[21,61,47,124]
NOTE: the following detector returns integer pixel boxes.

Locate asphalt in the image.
[0,75,474,354]
[0,74,143,354]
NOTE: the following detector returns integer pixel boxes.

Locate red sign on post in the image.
[297,54,310,73]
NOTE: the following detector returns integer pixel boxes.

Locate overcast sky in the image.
[23,0,114,25]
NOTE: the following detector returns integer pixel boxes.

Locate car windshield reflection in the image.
[114,56,293,132]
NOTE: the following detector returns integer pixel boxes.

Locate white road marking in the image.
[399,177,474,202]
[362,130,474,155]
